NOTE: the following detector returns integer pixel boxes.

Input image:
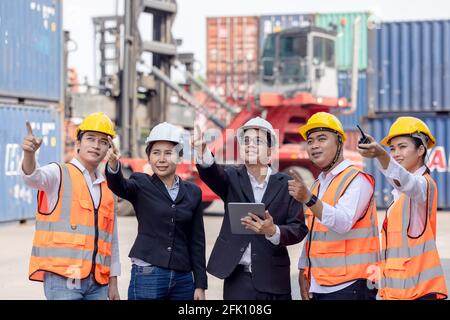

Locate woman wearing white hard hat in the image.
[358,117,447,300]
[106,122,207,300]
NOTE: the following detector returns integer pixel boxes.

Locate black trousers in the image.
[311,280,378,300]
[416,293,438,300]
[223,265,292,300]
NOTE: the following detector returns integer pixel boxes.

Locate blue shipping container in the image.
[369,20,450,113]
[0,0,63,102]
[0,104,62,222]
[259,14,315,51]
[365,116,450,210]
[335,70,368,130]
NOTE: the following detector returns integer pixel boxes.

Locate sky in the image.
[63,0,450,85]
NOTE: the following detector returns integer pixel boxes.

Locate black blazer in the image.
[105,164,207,289]
[197,162,308,294]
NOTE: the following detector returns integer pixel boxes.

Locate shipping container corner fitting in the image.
[0,104,62,222]
[0,0,63,102]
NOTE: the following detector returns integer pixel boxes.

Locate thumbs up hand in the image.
[288,169,312,203]
[22,121,43,154]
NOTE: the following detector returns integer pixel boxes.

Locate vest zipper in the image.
[67,163,102,281]
[307,184,320,281]
[91,208,99,276]
[382,203,393,279]
[307,215,315,281]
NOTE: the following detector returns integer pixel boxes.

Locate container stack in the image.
[365,20,450,209]
[312,12,371,151]
[0,0,63,222]
[206,13,450,209]
[205,12,372,140]
[205,15,260,126]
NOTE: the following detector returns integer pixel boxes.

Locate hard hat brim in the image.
[237,125,278,147]
[381,133,436,148]
[145,138,181,145]
[76,129,116,139]
[299,122,347,142]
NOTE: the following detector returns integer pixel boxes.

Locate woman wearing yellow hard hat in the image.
[358,116,448,300]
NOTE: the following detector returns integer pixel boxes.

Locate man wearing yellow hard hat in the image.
[289,112,380,300]
[21,112,121,300]
[357,116,448,300]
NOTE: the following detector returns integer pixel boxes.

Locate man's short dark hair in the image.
[77,131,84,142]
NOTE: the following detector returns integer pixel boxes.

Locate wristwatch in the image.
[305,194,318,207]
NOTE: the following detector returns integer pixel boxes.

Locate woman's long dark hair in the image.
[410,136,430,174]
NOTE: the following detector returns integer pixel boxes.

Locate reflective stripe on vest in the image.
[311,226,379,242]
[29,163,114,285]
[31,247,111,266]
[380,174,447,300]
[381,266,444,290]
[304,166,381,286]
[35,221,112,244]
[310,252,380,268]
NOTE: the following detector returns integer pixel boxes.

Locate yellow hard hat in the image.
[76,112,116,138]
[299,112,346,142]
[381,116,436,148]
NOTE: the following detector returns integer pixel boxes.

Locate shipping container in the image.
[315,12,371,70]
[368,20,450,113]
[365,115,450,209]
[343,130,360,152]
[0,0,63,102]
[0,104,62,222]
[206,16,260,78]
[335,70,368,129]
[207,73,257,99]
[258,14,316,51]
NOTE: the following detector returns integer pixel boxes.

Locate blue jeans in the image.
[128,264,194,300]
[43,272,108,300]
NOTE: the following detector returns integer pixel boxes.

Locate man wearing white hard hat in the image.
[106,122,207,300]
[193,117,308,300]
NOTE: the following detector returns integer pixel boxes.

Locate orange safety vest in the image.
[380,173,448,300]
[29,163,116,285]
[304,166,381,287]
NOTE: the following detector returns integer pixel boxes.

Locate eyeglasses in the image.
[242,136,268,146]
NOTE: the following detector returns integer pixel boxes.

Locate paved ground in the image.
[1,201,450,300]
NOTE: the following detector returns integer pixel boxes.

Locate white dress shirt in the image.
[377,158,428,237]
[21,158,121,277]
[197,149,281,267]
[298,160,374,294]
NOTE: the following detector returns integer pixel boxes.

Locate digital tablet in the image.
[227,202,266,235]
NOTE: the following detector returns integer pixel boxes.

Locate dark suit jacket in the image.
[197,162,308,294]
[105,164,207,289]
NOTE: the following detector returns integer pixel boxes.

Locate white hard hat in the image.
[145,122,183,145]
[237,117,278,147]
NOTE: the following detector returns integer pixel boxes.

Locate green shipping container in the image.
[315,12,371,70]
